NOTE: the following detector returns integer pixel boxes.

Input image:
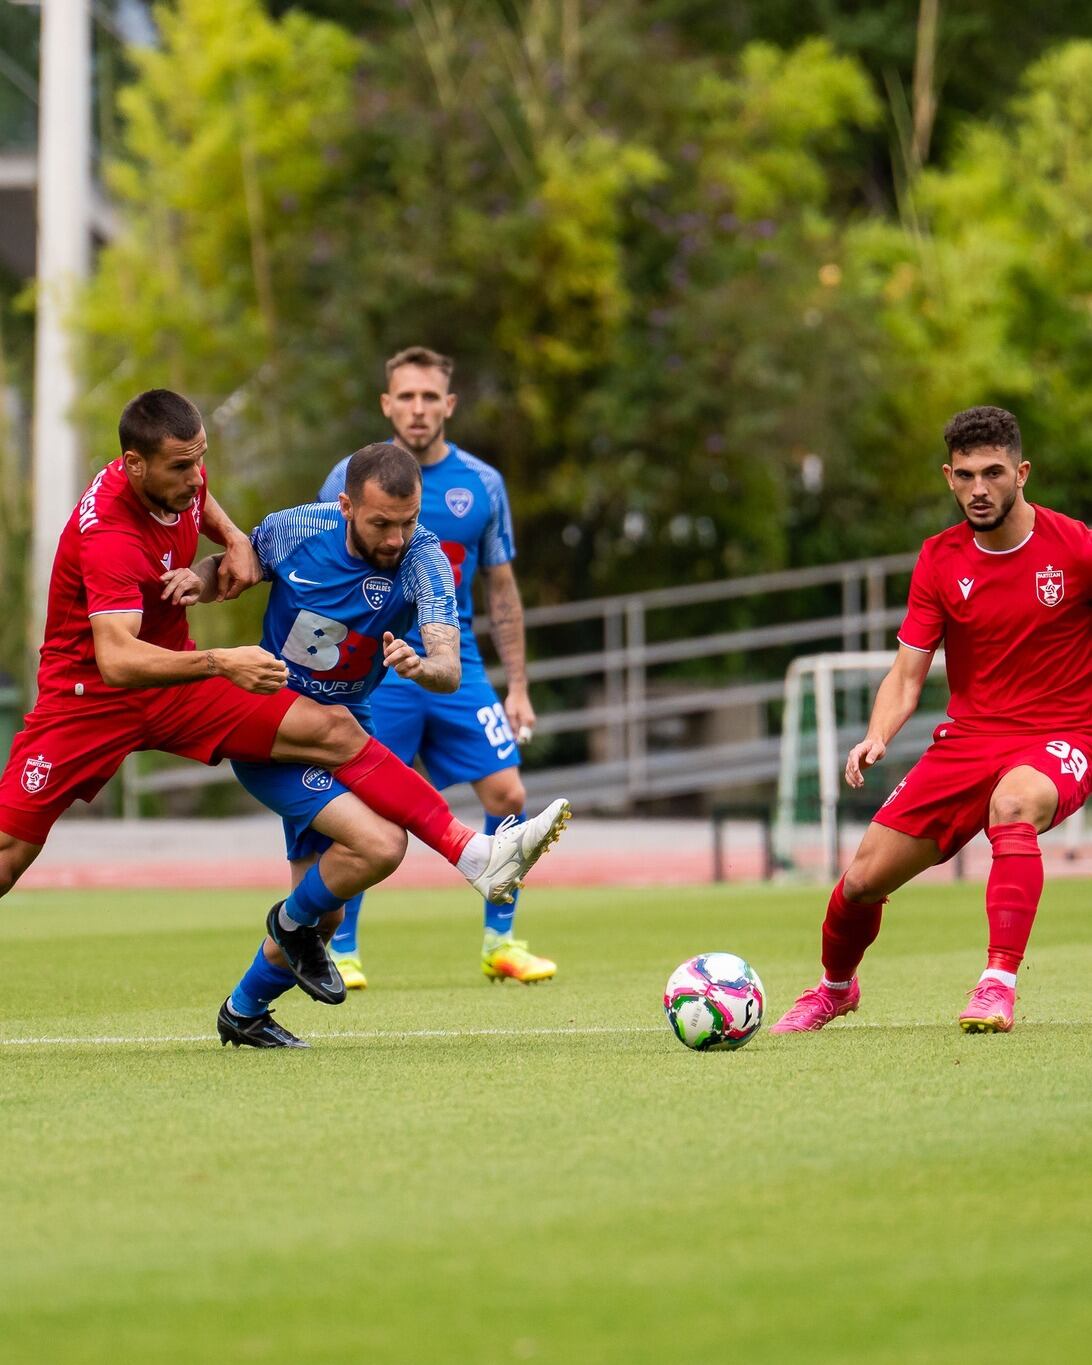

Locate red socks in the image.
[984,822,1042,973]
[333,738,475,866]
[821,875,884,984]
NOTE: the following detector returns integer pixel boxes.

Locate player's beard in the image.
[145,487,195,517]
[394,422,442,456]
[348,522,404,569]
[964,484,1018,532]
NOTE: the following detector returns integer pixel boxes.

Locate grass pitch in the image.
[2,877,1090,1364]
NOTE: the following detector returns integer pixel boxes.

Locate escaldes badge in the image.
[445,487,473,517]
[363,576,392,610]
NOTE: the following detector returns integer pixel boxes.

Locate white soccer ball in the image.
[663,952,765,1051]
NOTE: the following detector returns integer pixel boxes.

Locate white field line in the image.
[3,1020,1082,1047]
[1,1024,665,1047]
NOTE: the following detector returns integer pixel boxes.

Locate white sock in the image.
[457,833,491,881]
[821,976,854,991]
[981,968,1017,988]
[278,905,303,934]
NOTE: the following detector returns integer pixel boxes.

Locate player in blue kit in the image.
[185,442,570,1047]
[316,347,555,986]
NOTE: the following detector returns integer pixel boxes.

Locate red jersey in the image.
[898,503,1092,734]
[36,458,208,701]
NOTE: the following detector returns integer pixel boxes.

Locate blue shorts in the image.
[232,758,355,862]
[370,661,521,790]
[232,699,373,862]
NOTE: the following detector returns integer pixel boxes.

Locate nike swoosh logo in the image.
[496,743,516,760]
[288,569,322,585]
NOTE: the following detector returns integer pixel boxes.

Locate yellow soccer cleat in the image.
[331,953,368,990]
[481,936,557,984]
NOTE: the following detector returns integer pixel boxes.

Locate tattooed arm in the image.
[381,623,461,693]
[480,561,535,735]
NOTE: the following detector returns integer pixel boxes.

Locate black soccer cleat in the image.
[216,998,310,1049]
[265,902,347,1005]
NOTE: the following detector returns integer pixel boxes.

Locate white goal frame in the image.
[773,650,946,879]
[774,650,1086,879]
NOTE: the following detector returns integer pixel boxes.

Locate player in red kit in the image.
[773,406,1092,1035]
[0,391,570,1045]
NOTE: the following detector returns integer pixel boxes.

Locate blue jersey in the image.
[251,503,458,724]
[317,442,514,665]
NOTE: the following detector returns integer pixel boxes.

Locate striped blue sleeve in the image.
[316,455,351,503]
[399,528,459,628]
[478,463,515,567]
[251,503,344,576]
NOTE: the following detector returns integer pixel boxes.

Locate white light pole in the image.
[29,0,92,687]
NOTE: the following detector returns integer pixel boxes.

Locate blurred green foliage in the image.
[3,0,1089,665]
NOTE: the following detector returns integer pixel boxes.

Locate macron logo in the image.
[957,577,974,600]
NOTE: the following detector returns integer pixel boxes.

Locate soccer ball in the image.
[663,952,765,1051]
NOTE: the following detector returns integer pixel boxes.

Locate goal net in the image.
[772,650,948,879]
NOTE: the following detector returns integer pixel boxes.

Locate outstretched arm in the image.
[480,560,535,735]
[845,644,935,788]
[382,624,461,694]
[91,611,288,692]
[202,491,262,601]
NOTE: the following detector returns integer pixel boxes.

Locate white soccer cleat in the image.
[472,799,572,904]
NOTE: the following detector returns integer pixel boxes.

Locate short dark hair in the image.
[119,389,203,458]
[943,406,1022,461]
[384,346,454,384]
[345,442,422,502]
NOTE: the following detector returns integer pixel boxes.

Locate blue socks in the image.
[294,809,527,959]
[229,946,296,1018]
[229,864,346,1017]
[331,893,363,955]
[483,811,525,937]
[282,862,343,928]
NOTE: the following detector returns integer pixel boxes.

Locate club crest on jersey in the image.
[301,766,333,792]
[362,576,392,610]
[21,754,52,794]
[1036,566,1064,607]
[161,551,172,571]
[445,487,474,518]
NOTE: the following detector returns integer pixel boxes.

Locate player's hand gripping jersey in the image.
[317,443,514,668]
[897,504,1092,733]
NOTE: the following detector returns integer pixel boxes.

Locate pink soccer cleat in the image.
[958,977,1015,1033]
[769,978,861,1034]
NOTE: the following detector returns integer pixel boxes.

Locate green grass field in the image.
[2,878,1090,1364]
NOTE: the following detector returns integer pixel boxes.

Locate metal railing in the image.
[121,550,918,815]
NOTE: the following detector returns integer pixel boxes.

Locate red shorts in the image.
[0,679,299,845]
[872,723,1092,860]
